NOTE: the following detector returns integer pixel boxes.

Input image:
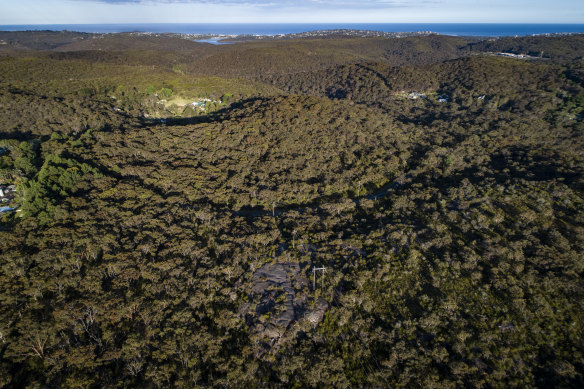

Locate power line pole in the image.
[313,267,326,290]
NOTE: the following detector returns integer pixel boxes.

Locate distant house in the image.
[191,101,205,108]
[437,95,449,103]
[0,185,16,202]
[496,52,536,60]
[408,92,425,100]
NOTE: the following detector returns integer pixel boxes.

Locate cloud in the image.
[80,0,431,7]
[84,0,141,3]
[3,0,581,24]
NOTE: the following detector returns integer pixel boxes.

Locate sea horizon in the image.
[1,23,584,37]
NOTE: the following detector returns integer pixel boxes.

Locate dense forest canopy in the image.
[0,31,583,387]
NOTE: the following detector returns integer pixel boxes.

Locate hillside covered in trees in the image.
[0,31,583,387]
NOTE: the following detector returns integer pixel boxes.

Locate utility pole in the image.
[312,267,326,290]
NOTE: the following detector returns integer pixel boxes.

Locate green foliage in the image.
[20,154,102,222]
[159,87,173,98]
[1,31,584,388]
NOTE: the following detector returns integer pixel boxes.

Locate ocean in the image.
[1,23,584,37]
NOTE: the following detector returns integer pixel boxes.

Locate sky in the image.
[0,0,583,24]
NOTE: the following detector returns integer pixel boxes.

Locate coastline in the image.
[1,23,584,37]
